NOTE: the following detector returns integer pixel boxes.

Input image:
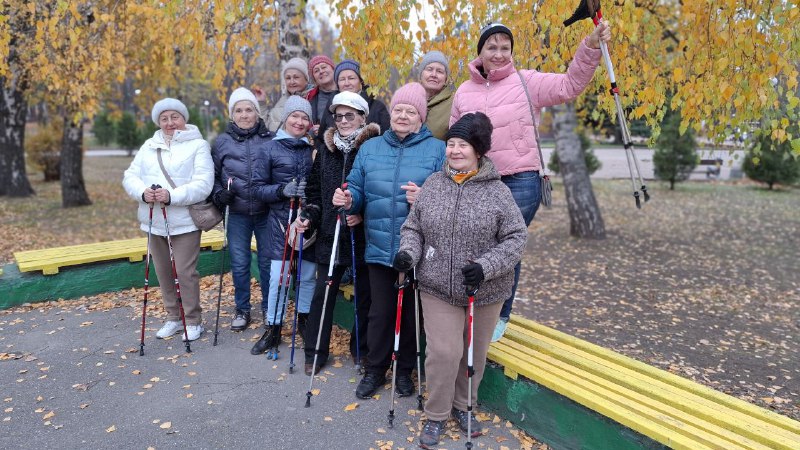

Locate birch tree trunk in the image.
[552,102,605,239]
[0,77,35,197]
[278,0,309,86]
[60,116,91,207]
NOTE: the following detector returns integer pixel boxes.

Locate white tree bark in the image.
[553,102,605,239]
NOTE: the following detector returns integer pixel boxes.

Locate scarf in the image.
[447,160,481,185]
[227,120,261,142]
[333,124,367,154]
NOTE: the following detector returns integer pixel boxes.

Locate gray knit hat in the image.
[151,98,189,125]
[281,95,313,124]
[418,50,450,79]
[282,57,309,81]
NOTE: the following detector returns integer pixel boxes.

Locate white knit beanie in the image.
[282,57,309,82]
[151,98,189,125]
[227,87,261,117]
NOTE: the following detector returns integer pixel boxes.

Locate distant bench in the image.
[13,230,240,275]
[488,315,800,450]
[698,158,723,178]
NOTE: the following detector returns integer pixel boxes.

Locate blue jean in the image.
[499,171,540,320]
[226,213,271,314]
[266,258,317,325]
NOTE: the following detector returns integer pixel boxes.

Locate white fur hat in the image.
[151,98,189,125]
[228,87,261,117]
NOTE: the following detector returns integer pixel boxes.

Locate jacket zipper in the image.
[448,180,465,299]
[391,145,405,260]
[246,138,253,215]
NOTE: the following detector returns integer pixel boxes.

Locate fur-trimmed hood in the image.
[323,122,381,153]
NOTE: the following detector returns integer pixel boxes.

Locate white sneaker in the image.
[182,324,204,342]
[156,321,183,339]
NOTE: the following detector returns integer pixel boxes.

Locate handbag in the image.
[156,148,223,232]
[284,213,317,251]
[517,71,554,208]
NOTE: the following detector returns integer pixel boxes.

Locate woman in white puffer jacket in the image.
[123,98,214,342]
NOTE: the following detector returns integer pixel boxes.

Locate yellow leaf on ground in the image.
[42,411,55,420]
[132,370,141,375]
[149,377,160,382]
[106,425,116,433]
[324,416,333,421]
[160,421,171,429]
[311,389,320,396]
[344,402,359,411]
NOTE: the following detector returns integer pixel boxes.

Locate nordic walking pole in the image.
[213,178,232,346]
[388,272,411,429]
[289,226,305,373]
[349,220,363,374]
[465,283,479,450]
[564,0,649,208]
[271,199,299,360]
[306,185,346,407]
[159,191,191,353]
[139,185,157,356]
[412,268,423,410]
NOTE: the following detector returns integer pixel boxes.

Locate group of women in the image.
[122,21,610,448]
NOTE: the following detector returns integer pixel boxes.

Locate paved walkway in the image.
[1,301,531,449]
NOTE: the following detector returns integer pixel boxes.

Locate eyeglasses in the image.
[333,112,361,122]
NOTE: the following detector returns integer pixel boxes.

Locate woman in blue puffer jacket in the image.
[333,82,445,399]
[211,88,273,333]
[249,96,317,355]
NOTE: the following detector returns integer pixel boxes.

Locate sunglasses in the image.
[332,112,363,123]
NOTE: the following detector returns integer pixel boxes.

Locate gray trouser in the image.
[149,230,202,325]
[421,291,502,421]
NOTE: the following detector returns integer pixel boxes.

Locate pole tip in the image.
[305,393,312,408]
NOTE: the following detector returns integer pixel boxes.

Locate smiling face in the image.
[334,105,365,137]
[232,100,258,130]
[284,110,311,138]
[158,110,187,136]
[420,62,447,96]
[390,103,422,140]
[284,68,308,95]
[446,137,479,172]
[337,70,362,93]
[312,63,335,90]
[478,33,512,72]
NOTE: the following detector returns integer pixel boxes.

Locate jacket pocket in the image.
[510,118,534,157]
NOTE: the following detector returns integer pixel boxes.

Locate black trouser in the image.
[304,263,371,365]
[365,264,417,376]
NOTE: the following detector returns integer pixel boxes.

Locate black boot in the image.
[251,325,278,355]
[356,371,386,399]
[298,313,308,341]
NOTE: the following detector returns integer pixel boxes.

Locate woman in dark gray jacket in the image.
[394,112,527,448]
[211,88,273,332]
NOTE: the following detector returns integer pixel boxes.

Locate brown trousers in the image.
[149,230,202,325]
[421,291,503,421]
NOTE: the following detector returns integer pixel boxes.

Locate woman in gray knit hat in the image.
[417,50,453,140]
[393,112,527,448]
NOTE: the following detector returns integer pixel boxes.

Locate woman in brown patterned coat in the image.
[393,112,527,448]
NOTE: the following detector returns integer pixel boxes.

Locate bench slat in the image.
[488,345,722,450]
[495,339,773,450]
[510,316,800,436]
[502,321,800,449]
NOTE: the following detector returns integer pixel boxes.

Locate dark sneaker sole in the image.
[230,325,249,332]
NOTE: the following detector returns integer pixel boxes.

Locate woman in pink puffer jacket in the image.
[450,21,611,341]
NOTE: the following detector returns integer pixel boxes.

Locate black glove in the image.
[215,189,235,206]
[392,250,414,273]
[461,262,484,286]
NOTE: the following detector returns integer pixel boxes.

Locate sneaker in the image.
[231,311,251,331]
[451,407,482,438]
[491,317,509,343]
[355,372,386,399]
[156,321,183,339]
[396,373,414,397]
[182,324,204,342]
[419,419,446,449]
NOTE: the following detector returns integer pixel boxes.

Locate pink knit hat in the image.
[390,82,427,123]
[308,55,335,80]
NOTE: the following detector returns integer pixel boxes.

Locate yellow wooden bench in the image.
[488,315,800,450]
[14,230,230,275]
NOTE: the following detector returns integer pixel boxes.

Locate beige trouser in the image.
[421,291,503,421]
[149,230,202,325]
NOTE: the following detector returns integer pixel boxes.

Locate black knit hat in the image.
[446,112,493,156]
[477,22,514,55]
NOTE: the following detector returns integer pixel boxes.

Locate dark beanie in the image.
[477,22,514,55]
[446,112,493,156]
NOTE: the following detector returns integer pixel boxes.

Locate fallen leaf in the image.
[311,389,320,396]
[79,404,89,409]
[43,411,55,420]
[106,425,116,433]
[80,322,94,327]
[344,402,359,411]
[143,384,153,389]
[324,416,333,421]
[132,370,141,375]
[160,421,171,429]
